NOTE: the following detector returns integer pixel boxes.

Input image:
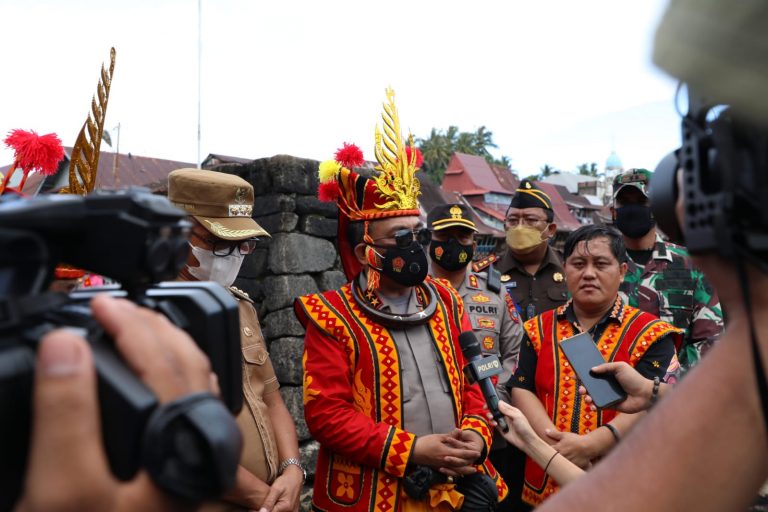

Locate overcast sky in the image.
[1,0,680,177]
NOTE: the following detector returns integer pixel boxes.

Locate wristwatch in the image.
[279,458,307,484]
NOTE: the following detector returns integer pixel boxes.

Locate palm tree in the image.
[417,129,452,183]
[473,126,498,159]
[541,164,556,177]
[455,132,476,154]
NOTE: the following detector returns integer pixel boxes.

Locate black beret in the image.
[508,179,553,211]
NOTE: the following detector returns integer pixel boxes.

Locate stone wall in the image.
[208,155,344,509]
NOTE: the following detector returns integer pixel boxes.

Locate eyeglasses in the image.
[191,232,259,256]
[373,228,432,249]
[505,216,547,227]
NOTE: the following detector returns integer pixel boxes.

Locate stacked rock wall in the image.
[207,155,345,508]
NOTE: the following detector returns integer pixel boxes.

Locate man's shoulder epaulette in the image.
[472,253,498,273]
[228,286,254,303]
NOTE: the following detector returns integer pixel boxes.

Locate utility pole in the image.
[112,123,121,188]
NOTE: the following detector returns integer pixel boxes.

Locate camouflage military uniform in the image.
[619,236,724,373]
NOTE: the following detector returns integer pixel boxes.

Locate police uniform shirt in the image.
[373,280,456,437]
[457,270,523,404]
[495,245,568,321]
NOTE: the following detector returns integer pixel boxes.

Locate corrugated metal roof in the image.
[2,149,196,195]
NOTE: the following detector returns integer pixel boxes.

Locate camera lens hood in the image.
[651,151,685,245]
[142,392,242,502]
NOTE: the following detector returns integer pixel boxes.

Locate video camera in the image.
[651,87,768,272]
[0,188,243,508]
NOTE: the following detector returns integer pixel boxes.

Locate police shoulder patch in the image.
[504,293,521,324]
[471,253,498,273]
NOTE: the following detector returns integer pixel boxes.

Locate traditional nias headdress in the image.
[318,87,423,289]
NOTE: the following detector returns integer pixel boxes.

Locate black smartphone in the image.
[559,332,627,409]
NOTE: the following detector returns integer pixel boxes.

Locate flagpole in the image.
[197,0,202,169]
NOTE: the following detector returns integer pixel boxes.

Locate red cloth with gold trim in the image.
[520,299,682,507]
[294,276,508,511]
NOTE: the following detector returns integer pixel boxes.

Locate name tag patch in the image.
[469,304,499,315]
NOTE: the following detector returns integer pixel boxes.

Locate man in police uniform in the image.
[169,169,305,512]
[612,168,724,375]
[427,203,524,511]
[476,179,568,322]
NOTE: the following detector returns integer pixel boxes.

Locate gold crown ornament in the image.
[317,88,424,287]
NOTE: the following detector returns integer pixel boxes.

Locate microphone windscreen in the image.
[458,331,482,359]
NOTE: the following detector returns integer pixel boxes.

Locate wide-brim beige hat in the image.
[168,168,270,241]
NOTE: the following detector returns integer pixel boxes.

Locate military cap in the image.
[168,169,269,241]
[427,204,478,232]
[508,179,552,211]
[613,168,652,200]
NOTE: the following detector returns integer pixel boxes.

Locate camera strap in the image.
[736,261,768,438]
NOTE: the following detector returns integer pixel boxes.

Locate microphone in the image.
[458,331,509,433]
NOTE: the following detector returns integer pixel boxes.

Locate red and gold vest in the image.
[521,300,681,507]
[295,276,508,512]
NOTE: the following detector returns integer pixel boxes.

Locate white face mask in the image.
[187,244,244,288]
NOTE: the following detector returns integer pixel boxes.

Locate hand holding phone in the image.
[559,332,627,409]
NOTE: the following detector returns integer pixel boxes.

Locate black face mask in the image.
[376,241,429,287]
[614,204,655,238]
[430,239,475,272]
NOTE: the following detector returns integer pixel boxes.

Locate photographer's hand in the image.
[16,295,217,512]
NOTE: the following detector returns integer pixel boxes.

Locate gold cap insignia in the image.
[553,272,564,282]
[449,205,463,219]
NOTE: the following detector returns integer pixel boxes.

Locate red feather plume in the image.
[405,146,424,169]
[334,142,364,169]
[318,181,340,202]
[4,129,65,176]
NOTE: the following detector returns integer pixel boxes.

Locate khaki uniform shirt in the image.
[201,288,280,512]
[495,245,568,321]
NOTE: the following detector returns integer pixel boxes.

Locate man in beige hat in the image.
[169,168,304,512]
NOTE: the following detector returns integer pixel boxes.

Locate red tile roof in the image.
[536,182,582,231]
[441,153,509,195]
[490,164,518,193]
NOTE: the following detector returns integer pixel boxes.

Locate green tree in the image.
[417,128,453,183]
[416,125,509,184]
[576,162,599,177]
[541,164,556,177]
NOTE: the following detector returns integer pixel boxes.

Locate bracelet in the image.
[650,376,661,406]
[602,423,621,444]
[543,450,560,474]
[279,458,307,484]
